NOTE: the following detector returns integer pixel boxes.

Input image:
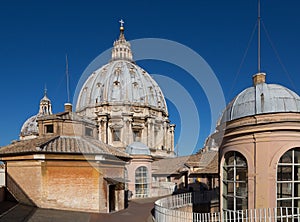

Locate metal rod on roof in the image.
[258,0,261,73]
[66,54,70,103]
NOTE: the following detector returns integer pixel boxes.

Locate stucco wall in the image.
[219,113,300,210]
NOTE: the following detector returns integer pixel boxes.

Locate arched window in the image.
[277,148,300,208]
[135,166,148,198]
[223,151,248,211]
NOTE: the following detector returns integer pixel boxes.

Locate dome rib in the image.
[76,60,168,115]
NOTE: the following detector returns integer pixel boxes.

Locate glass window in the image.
[223,151,248,211]
[112,129,121,141]
[277,148,300,208]
[133,130,141,142]
[45,124,54,133]
[85,127,93,137]
[135,166,148,198]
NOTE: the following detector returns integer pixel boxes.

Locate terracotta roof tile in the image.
[193,152,218,174]
[0,136,129,158]
[152,156,190,175]
[152,151,218,176]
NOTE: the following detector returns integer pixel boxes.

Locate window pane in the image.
[236,167,247,181]
[227,168,234,181]
[277,166,292,181]
[295,183,300,198]
[227,182,234,195]
[236,197,248,211]
[225,153,235,166]
[294,199,300,208]
[278,199,292,208]
[113,129,121,141]
[236,182,247,197]
[133,130,142,142]
[294,149,300,163]
[227,196,234,210]
[295,165,300,181]
[277,183,292,198]
[236,155,247,166]
[280,150,292,163]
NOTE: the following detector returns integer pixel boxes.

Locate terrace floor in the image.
[0,197,160,222]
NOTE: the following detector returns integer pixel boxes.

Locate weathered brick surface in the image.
[6,161,42,206]
[5,158,126,213]
[41,161,100,212]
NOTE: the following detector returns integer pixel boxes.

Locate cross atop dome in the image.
[119,19,125,33]
[111,20,133,62]
[119,19,124,28]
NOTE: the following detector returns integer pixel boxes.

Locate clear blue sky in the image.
[0,0,300,156]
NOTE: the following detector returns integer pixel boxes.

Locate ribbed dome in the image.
[76,25,167,115]
[76,60,167,114]
[20,115,39,137]
[221,73,300,123]
[125,142,151,155]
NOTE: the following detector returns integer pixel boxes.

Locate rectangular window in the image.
[85,127,93,137]
[133,130,141,142]
[45,124,54,133]
[112,129,121,141]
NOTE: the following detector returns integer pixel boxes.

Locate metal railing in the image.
[223,207,300,222]
[155,192,300,222]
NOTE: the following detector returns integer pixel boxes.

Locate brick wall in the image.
[41,161,101,212]
[5,156,126,213]
[6,160,42,206]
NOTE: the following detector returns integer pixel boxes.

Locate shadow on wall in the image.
[6,173,36,206]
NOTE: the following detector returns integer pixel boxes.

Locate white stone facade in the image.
[76,25,175,158]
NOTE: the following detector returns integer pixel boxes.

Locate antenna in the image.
[66,54,70,103]
[257,0,261,73]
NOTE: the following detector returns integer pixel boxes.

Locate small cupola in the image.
[39,88,52,115]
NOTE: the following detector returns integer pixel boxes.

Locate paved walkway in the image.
[0,197,159,222]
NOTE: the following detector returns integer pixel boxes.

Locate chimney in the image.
[64,103,72,112]
[252,72,266,86]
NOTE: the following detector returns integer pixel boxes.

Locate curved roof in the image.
[125,142,151,155]
[76,25,168,115]
[221,74,300,123]
[0,135,129,158]
[20,115,39,137]
[76,60,168,114]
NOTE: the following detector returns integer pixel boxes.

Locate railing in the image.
[223,208,300,221]
[155,192,192,209]
[155,192,300,222]
[151,181,175,197]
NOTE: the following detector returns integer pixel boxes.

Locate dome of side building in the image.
[221,73,300,123]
